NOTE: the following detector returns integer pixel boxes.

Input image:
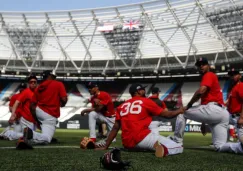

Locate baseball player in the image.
[148,87,169,134]
[227,69,243,143]
[16,70,67,148]
[1,76,37,140]
[96,83,184,157]
[173,57,243,153]
[81,82,115,143]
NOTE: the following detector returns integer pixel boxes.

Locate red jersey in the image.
[10,93,22,119]
[17,88,35,123]
[32,80,67,118]
[116,96,165,148]
[200,72,224,105]
[91,91,115,117]
[228,82,243,114]
[148,95,167,108]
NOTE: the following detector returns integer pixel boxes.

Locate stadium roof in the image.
[0,0,243,77]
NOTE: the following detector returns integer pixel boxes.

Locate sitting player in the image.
[96,83,185,157]
[0,83,27,140]
[81,82,115,144]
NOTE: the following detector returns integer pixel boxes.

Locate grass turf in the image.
[0,129,242,171]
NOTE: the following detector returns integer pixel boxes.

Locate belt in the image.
[213,102,223,108]
[232,113,240,118]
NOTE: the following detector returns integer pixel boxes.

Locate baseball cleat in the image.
[153,141,168,158]
[16,138,33,150]
[95,139,106,148]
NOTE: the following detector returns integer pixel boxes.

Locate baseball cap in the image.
[27,74,37,82]
[195,57,209,67]
[19,82,27,89]
[42,70,56,79]
[87,82,98,89]
[151,87,161,94]
[228,69,240,76]
[129,83,147,95]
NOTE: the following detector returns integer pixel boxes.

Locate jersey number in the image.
[120,100,143,116]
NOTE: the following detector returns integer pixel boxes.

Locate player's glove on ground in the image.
[100,148,131,170]
[80,137,95,149]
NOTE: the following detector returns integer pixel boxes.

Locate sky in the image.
[0,0,148,11]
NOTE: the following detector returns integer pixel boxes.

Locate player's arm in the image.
[96,120,121,150]
[159,107,185,118]
[186,86,208,109]
[60,96,68,107]
[81,108,94,116]
[9,100,21,124]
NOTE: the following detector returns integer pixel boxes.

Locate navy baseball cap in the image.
[195,57,209,67]
[19,82,27,89]
[228,69,240,76]
[87,82,98,89]
[27,74,37,82]
[42,70,56,79]
[151,87,161,94]
[129,83,147,95]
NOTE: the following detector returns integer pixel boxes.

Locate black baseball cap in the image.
[195,57,209,67]
[151,87,161,94]
[87,82,98,89]
[129,83,147,95]
[228,69,240,76]
[27,74,37,82]
[19,82,27,89]
[42,70,56,79]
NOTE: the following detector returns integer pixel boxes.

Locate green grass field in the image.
[0,129,242,171]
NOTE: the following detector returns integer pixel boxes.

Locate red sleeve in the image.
[161,101,167,109]
[143,98,164,116]
[17,89,27,102]
[200,72,213,88]
[99,92,110,105]
[238,83,243,99]
[59,82,67,98]
[9,94,18,107]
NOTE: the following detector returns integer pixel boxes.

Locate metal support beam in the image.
[22,14,48,71]
[91,10,130,69]
[214,52,219,64]
[185,12,201,67]
[102,60,110,75]
[195,0,243,59]
[0,14,29,71]
[165,0,198,53]
[45,13,79,71]
[140,4,184,67]
[68,12,96,72]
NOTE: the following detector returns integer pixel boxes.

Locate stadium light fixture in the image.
[1,69,5,74]
[67,73,70,77]
[16,71,20,75]
[77,70,81,74]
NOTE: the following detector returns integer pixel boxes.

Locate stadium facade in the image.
[0,0,243,78]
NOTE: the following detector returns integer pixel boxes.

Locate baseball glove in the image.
[100,148,131,170]
[80,137,95,149]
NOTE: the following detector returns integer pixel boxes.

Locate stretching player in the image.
[148,87,169,134]
[227,69,243,143]
[0,83,27,139]
[16,70,67,149]
[1,76,37,140]
[81,82,115,143]
[96,83,184,157]
[173,57,243,153]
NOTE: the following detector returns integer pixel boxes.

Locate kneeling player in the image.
[96,83,185,157]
